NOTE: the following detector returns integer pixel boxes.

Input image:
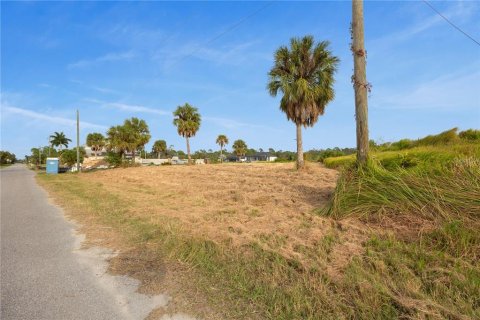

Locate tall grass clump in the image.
[415,127,459,147]
[459,129,480,141]
[324,157,480,222]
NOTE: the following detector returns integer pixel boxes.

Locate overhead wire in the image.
[422,0,480,47]
[169,1,274,68]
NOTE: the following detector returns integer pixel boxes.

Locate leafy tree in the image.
[173,103,201,164]
[216,134,229,162]
[49,132,72,151]
[152,140,167,158]
[232,139,247,159]
[86,132,105,158]
[0,151,16,164]
[29,147,57,165]
[268,35,339,169]
[60,148,85,166]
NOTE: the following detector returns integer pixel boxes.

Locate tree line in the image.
[28,33,363,169]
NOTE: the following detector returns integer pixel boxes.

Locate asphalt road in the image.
[0,165,158,320]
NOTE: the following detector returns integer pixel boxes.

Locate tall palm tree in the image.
[49,132,72,152]
[232,139,247,161]
[173,103,201,164]
[268,35,339,169]
[216,134,229,163]
[86,132,105,158]
[152,140,167,159]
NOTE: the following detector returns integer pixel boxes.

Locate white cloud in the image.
[38,83,55,88]
[155,40,265,70]
[91,86,120,95]
[85,99,170,115]
[68,51,135,69]
[1,105,107,129]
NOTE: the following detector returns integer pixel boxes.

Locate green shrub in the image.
[105,152,122,167]
[60,149,84,166]
[390,139,413,150]
[459,129,480,141]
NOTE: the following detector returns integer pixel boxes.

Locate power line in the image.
[170,2,274,67]
[422,0,480,47]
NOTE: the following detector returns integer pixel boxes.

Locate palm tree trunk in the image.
[296,123,304,169]
[132,150,135,164]
[186,137,191,164]
[220,146,223,163]
[158,152,160,159]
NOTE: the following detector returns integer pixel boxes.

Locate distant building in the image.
[227,152,277,162]
[84,146,107,157]
[246,152,277,162]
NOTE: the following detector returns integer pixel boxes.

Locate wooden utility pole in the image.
[352,0,369,165]
[76,109,80,172]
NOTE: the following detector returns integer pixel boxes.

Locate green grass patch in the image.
[324,157,480,221]
[342,233,480,319]
[324,142,480,170]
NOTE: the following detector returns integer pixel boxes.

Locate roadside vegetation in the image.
[37,127,480,319]
[0,150,16,166]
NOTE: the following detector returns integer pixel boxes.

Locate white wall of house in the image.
[141,158,170,165]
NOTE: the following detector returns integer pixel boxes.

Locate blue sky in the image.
[1,1,479,158]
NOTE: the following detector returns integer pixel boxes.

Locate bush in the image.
[389,139,413,150]
[105,152,122,167]
[459,129,480,141]
[60,149,84,166]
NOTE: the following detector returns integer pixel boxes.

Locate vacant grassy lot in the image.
[38,155,480,319]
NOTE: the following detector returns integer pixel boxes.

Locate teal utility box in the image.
[46,157,59,174]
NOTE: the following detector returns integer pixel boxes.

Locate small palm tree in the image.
[152,140,167,159]
[106,125,129,157]
[232,139,247,161]
[216,134,229,163]
[49,132,72,152]
[173,103,201,164]
[268,35,339,169]
[86,133,105,158]
[123,117,151,163]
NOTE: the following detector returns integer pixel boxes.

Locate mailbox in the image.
[46,157,59,174]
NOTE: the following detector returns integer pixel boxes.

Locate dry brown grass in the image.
[39,162,372,318]
[86,163,353,264]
